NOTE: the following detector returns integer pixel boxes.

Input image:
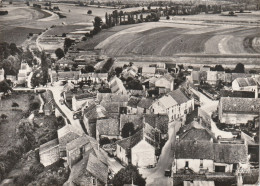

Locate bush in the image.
[101,24,109,29]
[29,102,40,111]
[100,137,111,146]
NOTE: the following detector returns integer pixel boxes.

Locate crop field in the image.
[89,21,260,57]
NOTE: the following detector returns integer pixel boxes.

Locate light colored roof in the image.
[39,138,59,154]
[66,134,98,151]
[158,74,174,82]
[97,93,129,103]
[84,104,107,120]
[158,95,178,109]
[58,124,79,139]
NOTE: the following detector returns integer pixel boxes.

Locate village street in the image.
[140,121,178,186]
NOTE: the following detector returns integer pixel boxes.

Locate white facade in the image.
[232,79,257,92]
[116,144,128,165]
[131,140,156,167]
[0,68,5,81]
[172,159,214,173]
[154,78,174,91]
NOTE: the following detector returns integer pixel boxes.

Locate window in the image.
[185,161,189,168]
[92,178,96,185]
[60,151,67,157]
[200,159,203,168]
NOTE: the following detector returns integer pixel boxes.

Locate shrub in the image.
[29,102,40,111]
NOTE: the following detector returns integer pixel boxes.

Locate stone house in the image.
[154,74,174,91]
[79,73,108,84]
[116,124,157,167]
[137,98,154,114]
[127,97,141,114]
[96,118,120,142]
[151,89,194,122]
[232,77,258,92]
[108,76,127,94]
[218,97,260,125]
[39,138,60,167]
[71,93,95,111]
[142,67,156,77]
[120,114,144,133]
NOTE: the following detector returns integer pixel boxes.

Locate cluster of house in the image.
[0,63,32,85]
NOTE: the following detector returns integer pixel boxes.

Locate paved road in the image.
[140,121,178,186]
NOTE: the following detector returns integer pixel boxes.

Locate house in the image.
[52,71,80,82]
[144,114,169,138]
[17,72,27,85]
[65,153,108,186]
[206,71,218,85]
[137,98,154,114]
[127,97,141,114]
[116,125,157,167]
[79,73,108,83]
[6,75,16,83]
[43,102,53,116]
[120,114,144,132]
[66,134,99,168]
[19,63,31,75]
[57,125,81,159]
[97,93,129,105]
[232,77,258,92]
[151,89,194,122]
[122,66,138,79]
[96,118,120,141]
[142,77,157,89]
[173,140,248,174]
[39,138,60,167]
[71,93,95,111]
[154,74,174,91]
[200,66,211,72]
[142,67,156,77]
[0,68,4,81]
[218,97,260,125]
[108,76,127,94]
[83,104,107,138]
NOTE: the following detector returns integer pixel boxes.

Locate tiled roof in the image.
[63,82,75,92]
[39,138,59,154]
[180,121,216,142]
[109,76,126,94]
[57,71,80,80]
[66,134,98,151]
[127,90,146,97]
[58,124,80,138]
[160,74,174,82]
[169,89,190,105]
[158,95,178,109]
[97,93,129,103]
[100,102,120,113]
[213,143,247,164]
[96,118,120,136]
[120,114,144,130]
[220,97,260,114]
[137,98,154,109]
[127,97,141,108]
[144,114,169,134]
[175,140,214,160]
[235,77,257,87]
[84,104,107,120]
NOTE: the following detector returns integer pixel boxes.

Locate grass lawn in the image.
[0,93,39,156]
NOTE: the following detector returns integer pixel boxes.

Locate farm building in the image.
[96,118,120,141]
[39,138,60,167]
[108,76,127,95]
[232,77,258,92]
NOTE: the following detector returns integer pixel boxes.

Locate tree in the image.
[64,38,74,53]
[87,10,92,14]
[214,64,224,71]
[85,65,95,73]
[233,63,245,73]
[111,165,146,186]
[55,48,64,59]
[99,137,111,146]
[64,67,70,71]
[12,102,19,107]
[29,102,40,111]
[122,122,135,138]
[0,114,7,120]
[93,16,103,34]
[62,33,66,37]
[41,52,50,86]
[115,67,123,76]
[126,79,143,90]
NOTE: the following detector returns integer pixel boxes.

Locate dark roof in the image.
[127,97,141,108]
[69,153,108,185]
[100,102,120,114]
[144,114,169,134]
[169,89,190,105]
[137,98,154,109]
[180,121,217,142]
[96,118,120,136]
[213,143,248,164]
[84,104,107,120]
[220,90,258,98]
[220,97,260,114]
[175,140,214,159]
[120,114,144,130]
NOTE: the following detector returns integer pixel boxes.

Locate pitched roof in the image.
[97,93,129,103]
[159,74,174,82]
[100,102,120,113]
[84,104,107,120]
[213,143,248,164]
[120,114,144,130]
[169,89,190,105]
[220,97,260,114]
[127,97,141,108]
[144,114,169,134]
[109,76,126,94]
[39,138,59,154]
[175,140,214,159]
[158,95,178,109]
[57,71,80,80]
[180,121,216,142]
[69,153,108,185]
[66,134,98,151]
[137,98,154,109]
[96,118,120,136]
[235,77,257,87]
